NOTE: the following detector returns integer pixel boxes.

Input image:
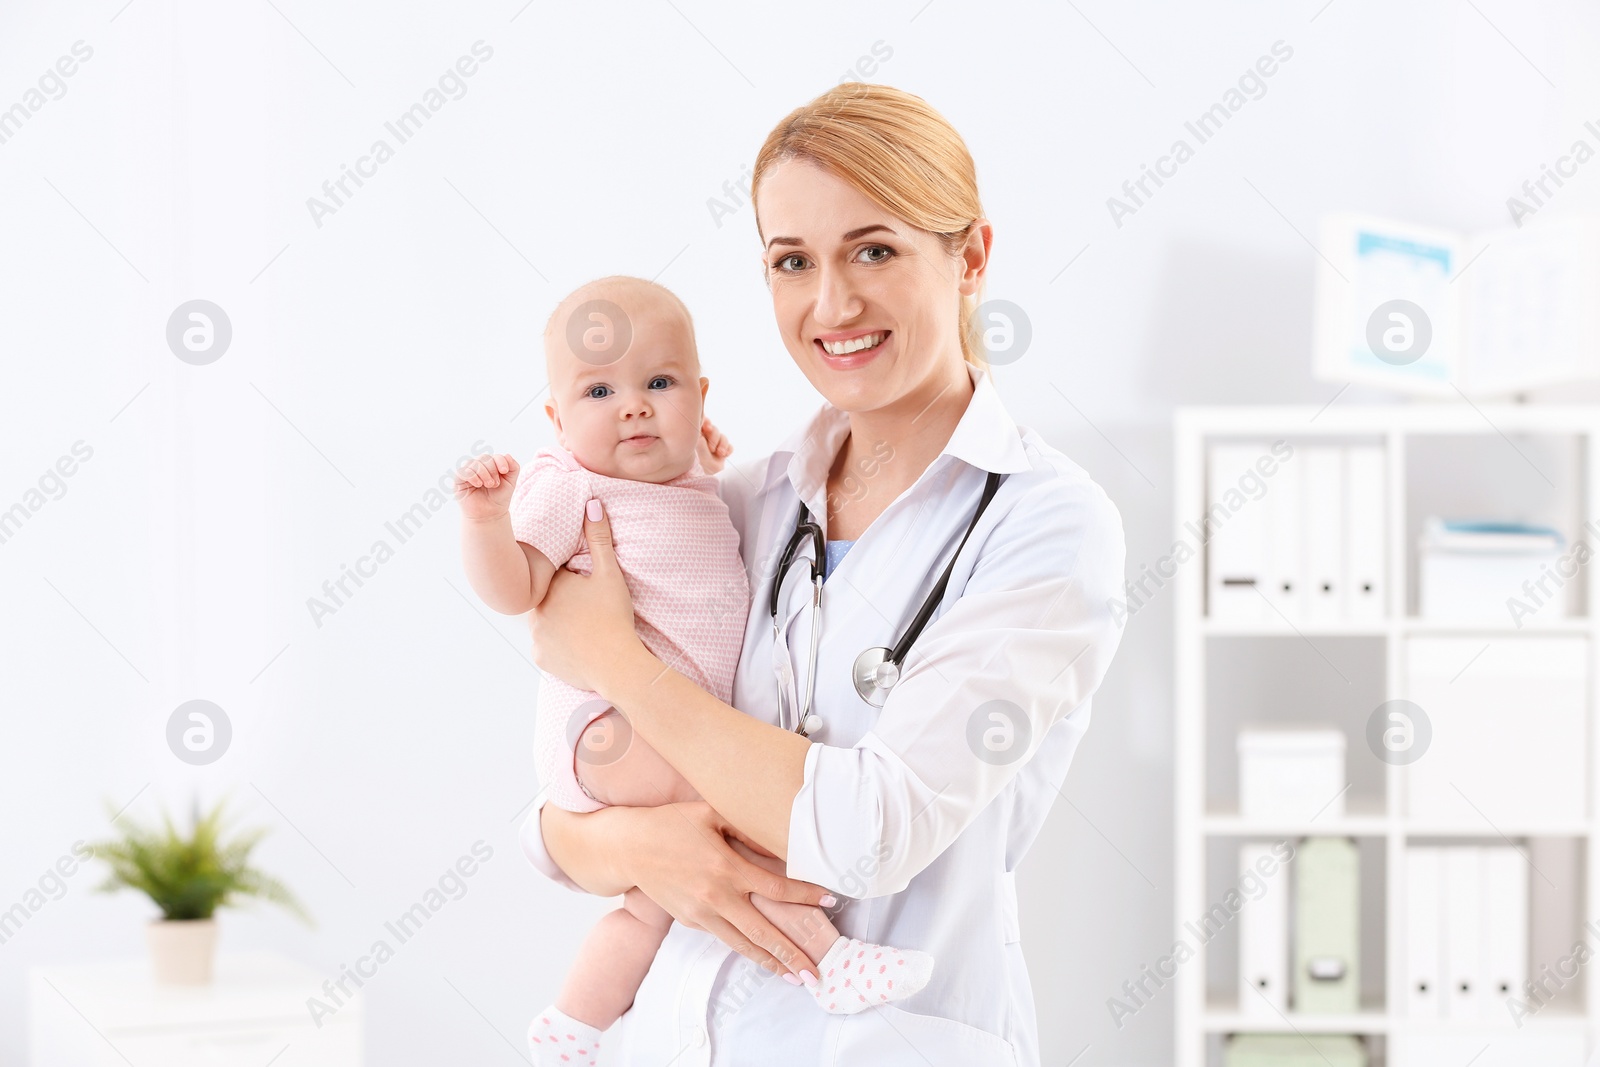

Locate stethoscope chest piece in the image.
[852,645,900,708]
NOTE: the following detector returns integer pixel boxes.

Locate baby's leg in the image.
[555,888,671,1026]
[574,708,701,808]
[732,840,936,1014]
[528,889,670,1066]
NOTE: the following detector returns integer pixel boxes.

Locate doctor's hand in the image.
[528,499,643,694]
[626,800,835,980]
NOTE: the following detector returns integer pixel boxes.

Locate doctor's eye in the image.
[771,253,808,273]
[855,244,894,264]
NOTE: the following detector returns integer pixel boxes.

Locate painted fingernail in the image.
[800,971,818,987]
[586,498,602,521]
[820,894,837,907]
[781,972,802,986]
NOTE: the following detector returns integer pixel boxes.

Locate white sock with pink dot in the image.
[527,1005,603,1067]
[808,935,935,1015]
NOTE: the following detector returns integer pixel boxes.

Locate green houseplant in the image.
[90,795,312,984]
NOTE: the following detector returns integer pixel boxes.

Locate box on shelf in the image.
[1294,837,1361,1015]
[1237,727,1346,823]
[1224,1034,1367,1067]
[1404,636,1587,825]
[1418,518,1567,623]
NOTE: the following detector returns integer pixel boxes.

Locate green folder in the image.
[1224,1034,1367,1067]
[1294,836,1360,1013]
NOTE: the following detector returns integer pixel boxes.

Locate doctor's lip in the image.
[815,329,890,365]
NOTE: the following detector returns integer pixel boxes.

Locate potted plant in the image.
[90,795,312,984]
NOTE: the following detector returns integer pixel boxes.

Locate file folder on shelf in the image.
[1405,846,1443,1019]
[1443,846,1484,1019]
[1342,445,1386,621]
[1293,837,1359,1014]
[1302,448,1345,624]
[1208,445,1271,622]
[1238,842,1289,1015]
[1482,846,1528,1020]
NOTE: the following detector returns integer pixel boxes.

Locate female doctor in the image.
[518,83,1127,1066]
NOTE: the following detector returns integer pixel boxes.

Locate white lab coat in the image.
[519,360,1127,1065]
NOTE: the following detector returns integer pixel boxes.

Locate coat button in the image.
[691,1025,707,1047]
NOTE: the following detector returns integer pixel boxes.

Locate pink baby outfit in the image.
[509,445,751,813]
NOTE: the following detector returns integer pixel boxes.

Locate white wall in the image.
[2,1,1598,1063]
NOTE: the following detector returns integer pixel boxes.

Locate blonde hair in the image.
[750,83,989,368]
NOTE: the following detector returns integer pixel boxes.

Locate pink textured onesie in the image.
[508,445,750,813]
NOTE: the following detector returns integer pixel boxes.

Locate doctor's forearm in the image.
[607,642,809,859]
[541,802,634,897]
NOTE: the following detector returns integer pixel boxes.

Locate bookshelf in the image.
[1174,404,1600,1067]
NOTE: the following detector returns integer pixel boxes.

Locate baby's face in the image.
[544,293,707,483]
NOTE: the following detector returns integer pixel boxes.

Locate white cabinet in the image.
[30,951,362,1066]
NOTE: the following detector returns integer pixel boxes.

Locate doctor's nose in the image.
[813,263,864,328]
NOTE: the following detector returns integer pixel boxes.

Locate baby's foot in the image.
[808,935,935,1015]
[527,1005,602,1067]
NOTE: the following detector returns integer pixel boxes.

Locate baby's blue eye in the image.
[650,376,673,389]
[586,385,610,399]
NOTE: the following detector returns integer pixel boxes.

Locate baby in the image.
[453,276,933,1065]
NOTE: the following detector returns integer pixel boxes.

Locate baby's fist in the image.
[453,453,520,520]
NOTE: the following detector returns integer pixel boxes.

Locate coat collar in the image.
[760,361,1031,508]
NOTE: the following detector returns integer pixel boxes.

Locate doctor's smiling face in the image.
[754,157,991,417]
[542,278,710,484]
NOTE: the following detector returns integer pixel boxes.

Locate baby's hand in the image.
[453,453,520,521]
[698,416,734,475]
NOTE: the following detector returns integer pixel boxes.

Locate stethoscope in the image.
[767,469,1006,737]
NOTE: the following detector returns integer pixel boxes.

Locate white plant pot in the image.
[146,918,217,984]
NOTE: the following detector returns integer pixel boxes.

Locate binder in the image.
[1342,446,1386,621]
[1443,846,1484,1019]
[1302,448,1345,624]
[1405,846,1443,1018]
[1294,837,1360,1013]
[1238,842,1289,1015]
[1263,448,1305,621]
[1208,445,1270,622]
[1481,846,1528,1020]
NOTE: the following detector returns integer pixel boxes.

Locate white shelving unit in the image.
[1174,404,1600,1067]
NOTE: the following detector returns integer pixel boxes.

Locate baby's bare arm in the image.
[454,452,561,614]
[461,515,559,614]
